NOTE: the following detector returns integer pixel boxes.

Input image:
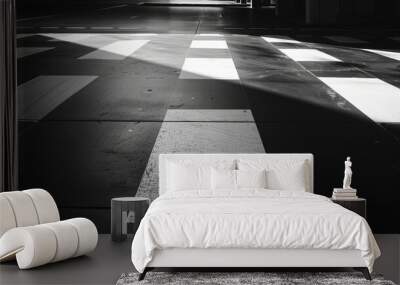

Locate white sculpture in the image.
[343,157,353,189]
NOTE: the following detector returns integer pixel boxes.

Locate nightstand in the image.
[111,197,150,242]
[331,198,366,219]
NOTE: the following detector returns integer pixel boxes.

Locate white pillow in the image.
[236,169,267,189]
[237,159,308,191]
[211,168,236,190]
[167,163,211,191]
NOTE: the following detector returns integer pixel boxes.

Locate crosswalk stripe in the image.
[196,33,224,37]
[135,109,265,200]
[17,47,55,59]
[279,49,342,62]
[262,35,400,124]
[42,33,157,42]
[18,75,97,120]
[43,33,97,43]
[262,36,301,44]
[180,58,240,80]
[65,27,86,30]
[190,40,228,49]
[318,77,400,123]
[79,40,149,60]
[97,4,127,10]
[16,34,35,39]
[90,27,114,30]
[164,109,255,122]
[325,36,367,44]
[362,49,400,61]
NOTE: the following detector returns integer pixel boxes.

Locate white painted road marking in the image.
[318,77,400,123]
[135,109,265,200]
[18,75,97,120]
[262,36,301,44]
[279,49,342,62]
[164,109,255,122]
[42,33,96,43]
[196,33,224,37]
[180,58,240,80]
[97,4,128,10]
[16,34,35,39]
[362,49,400,61]
[79,40,149,60]
[17,47,55,59]
[325,36,367,44]
[190,40,228,49]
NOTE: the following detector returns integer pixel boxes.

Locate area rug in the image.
[116,272,396,285]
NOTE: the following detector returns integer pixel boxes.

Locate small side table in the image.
[111,197,150,242]
[331,198,366,219]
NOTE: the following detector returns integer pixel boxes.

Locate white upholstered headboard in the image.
[159,153,314,195]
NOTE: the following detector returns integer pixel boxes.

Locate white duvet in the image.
[131,190,380,273]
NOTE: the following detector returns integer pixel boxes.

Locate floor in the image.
[0,234,399,284]
[0,235,132,285]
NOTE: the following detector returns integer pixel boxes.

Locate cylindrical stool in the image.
[111,197,150,242]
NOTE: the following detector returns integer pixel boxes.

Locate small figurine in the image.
[343,156,353,189]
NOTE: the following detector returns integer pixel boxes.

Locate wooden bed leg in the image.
[355,267,372,280]
[138,268,148,281]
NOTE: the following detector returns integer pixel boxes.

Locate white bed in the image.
[131,154,380,280]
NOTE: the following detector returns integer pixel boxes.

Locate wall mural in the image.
[17,9,400,233]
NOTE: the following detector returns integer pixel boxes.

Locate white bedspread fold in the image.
[131,190,380,273]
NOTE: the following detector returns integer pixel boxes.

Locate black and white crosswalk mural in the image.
[138,34,262,200]
[362,49,400,61]
[18,75,98,120]
[17,47,55,59]
[180,34,240,80]
[16,9,400,232]
[261,36,400,123]
[325,36,368,44]
[136,109,265,201]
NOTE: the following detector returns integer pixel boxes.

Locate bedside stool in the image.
[111,197,150,242]
[331,198,366,219]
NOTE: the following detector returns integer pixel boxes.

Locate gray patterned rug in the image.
[116,272,396,285]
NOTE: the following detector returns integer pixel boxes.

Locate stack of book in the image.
[332,188,358,200]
